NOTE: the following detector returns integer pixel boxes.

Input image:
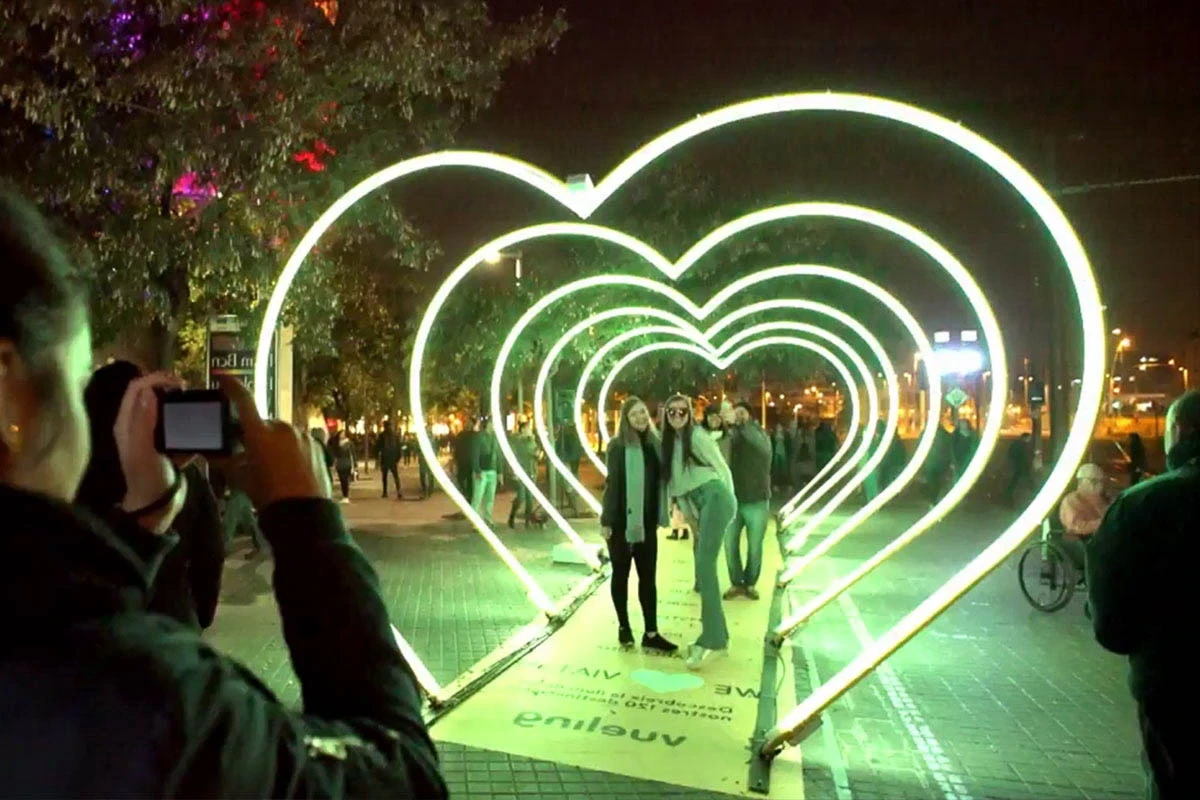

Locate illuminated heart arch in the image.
[253,93,1103,750]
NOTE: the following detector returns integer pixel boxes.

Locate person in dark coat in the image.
[951,418,978,477]
[376,420,402,499]
[77,360,225,630]
[1087,390,1200,799]
[599,396,677,653]
[0,189,445,797]
[1005,432,1035,505]
[813,419,838,474]
[454,421,478,506]
[330,430,356,503]
[1127,431,1148,486]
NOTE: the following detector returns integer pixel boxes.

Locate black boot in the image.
[618,627,634,648]
[642,632,678,653]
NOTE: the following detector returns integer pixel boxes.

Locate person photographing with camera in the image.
[0,189,445,797]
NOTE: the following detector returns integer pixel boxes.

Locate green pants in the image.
[725,500,770,588]
[682,479,736,650]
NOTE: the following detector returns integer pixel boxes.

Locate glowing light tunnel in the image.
[592,322,877,525]
[582,298,908,526]
[252,93,1103,746]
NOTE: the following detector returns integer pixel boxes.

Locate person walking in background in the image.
[376,420,402,499]
[814,418,838,475]
[723,401,772,600]
[1127,431,1148,486]
[600,396,677,653]
[880,431,909,489]
[311,427,333,487]
[771,424,788,494]
[454,422,477,509]
[1005,432,1036,505]
[555,421,584,515]
[925,424,954,506]
[508,419,539,528]
[666,499,689,540]
[331,430,355,503]
[661,394,736,670]
[952,417,978,478]
[1088,390,1200,799]
[416,433,435,499]
[471,417,501,524]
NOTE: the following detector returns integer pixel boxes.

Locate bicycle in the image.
[1017,514,1083,613]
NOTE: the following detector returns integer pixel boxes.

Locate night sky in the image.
[439,0,1199,359]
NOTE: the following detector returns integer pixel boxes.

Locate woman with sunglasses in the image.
[600,396,677,653]
[661,394,736,669]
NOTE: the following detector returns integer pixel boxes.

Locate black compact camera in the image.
[154,389,239,456]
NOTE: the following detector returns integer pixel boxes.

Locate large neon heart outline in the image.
[254,93,1103,735]
[537,314,880,520]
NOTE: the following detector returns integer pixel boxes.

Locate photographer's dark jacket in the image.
[726,422,773,505]
[0,484,445,798]
[1087,436,1200,703]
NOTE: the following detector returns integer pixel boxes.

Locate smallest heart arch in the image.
[630,669,705,694]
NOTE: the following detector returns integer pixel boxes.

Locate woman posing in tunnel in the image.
[600,396,678,654]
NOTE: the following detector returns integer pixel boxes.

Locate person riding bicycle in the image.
[1057,462,1112,572]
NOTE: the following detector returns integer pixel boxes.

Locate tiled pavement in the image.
[208,462,1146,799]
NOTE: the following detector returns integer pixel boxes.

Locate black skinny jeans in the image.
[381,463,400,496]
[336,468,352,499]
[607,530,658,632]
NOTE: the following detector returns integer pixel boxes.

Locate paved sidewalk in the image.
[206,462,1145,799]
[789,501,1144,800]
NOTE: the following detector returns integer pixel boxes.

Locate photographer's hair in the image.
[76,360,144,510]
[0,187,87,468]
[615,395,647,447]
[660,393,697,485]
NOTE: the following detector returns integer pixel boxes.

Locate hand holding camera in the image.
[114,372,187,534]
[217,376,330,508]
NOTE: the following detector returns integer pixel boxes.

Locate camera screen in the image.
[161,400,224,451]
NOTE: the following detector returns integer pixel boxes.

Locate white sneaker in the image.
[340,497,350,504]
[685,644,713,670]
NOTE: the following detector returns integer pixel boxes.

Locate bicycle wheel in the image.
[1018,541,1078,612]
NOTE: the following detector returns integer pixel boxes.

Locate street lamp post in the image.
[1107,330,1132,415]
[486,250,526,425]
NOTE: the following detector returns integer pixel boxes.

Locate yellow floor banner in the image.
[433,528,804,797]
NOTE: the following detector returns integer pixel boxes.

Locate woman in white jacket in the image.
[660,394,736,669]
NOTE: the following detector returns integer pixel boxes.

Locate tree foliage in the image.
[0,0,566,376]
